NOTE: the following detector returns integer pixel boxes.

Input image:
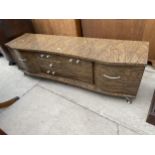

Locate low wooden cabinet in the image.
[6,33,149,103]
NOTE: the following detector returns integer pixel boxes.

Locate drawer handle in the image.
[46,70,50,74]
[46,55,50,58]
[76,59,80,64]
[103,74,120,80]
[69,58,73,63]
[49,63,53,67]
[40,54,44,58]
[18,58,27,62]
[52,71,55,75]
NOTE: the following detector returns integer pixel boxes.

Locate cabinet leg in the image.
[125,97,133,104]
[9,61,16,66]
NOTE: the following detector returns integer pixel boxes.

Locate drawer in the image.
[94,63,144,96]
[37,52,93,84]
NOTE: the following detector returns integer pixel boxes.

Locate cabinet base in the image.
[24,71,135,102]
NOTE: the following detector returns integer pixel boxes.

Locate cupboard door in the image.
[95,63,144,96]
[15,50,41,73]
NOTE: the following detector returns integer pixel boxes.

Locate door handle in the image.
[18,58,27,62]
[103,74,120,80]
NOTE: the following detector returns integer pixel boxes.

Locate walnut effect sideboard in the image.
[6,33,149,103]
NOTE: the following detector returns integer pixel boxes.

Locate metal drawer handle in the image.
[46,70,50,74]
[46,55,50,58]
[40,54,44,58]
[76,59,80,64]
[69,58,73,63]
[103,74,120,80]
[18,58,27,62]
[49,63,53,67]
[52,71,55,75]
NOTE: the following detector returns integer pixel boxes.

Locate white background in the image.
[0,0,155,154]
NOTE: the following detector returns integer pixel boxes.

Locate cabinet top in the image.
[6,33,149,65]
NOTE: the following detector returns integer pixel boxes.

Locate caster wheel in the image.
[9,61,16,66]
[125,97,133,104]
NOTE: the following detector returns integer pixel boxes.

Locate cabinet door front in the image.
[95,63,144,96]
[16,50,41,73]
[37,53,93,84]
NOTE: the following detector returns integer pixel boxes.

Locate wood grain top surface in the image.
[6,33,149,65]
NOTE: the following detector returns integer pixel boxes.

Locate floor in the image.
[0,57,155,135]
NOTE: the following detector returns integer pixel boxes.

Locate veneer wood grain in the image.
[81,19,145,40]
[6,33,149,65]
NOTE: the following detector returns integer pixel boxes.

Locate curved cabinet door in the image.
[95,63,145,96]
[13,50,41,73]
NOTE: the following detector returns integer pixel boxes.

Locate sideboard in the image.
[6,33,149,103]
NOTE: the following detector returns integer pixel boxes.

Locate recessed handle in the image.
[103,74,120,80]
[18,58,27,62]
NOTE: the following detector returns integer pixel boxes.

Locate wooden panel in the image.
[142,20,155,60]
[94,63,144,96]
[81,19,145,40]
[6,33,149,65]
[0,19,34,43]
[81,19,155,62]
[86,37,148,65]
[32,19,81,36]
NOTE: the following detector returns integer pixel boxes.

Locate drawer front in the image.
[16,50,41,73]
[95,63,144,96]
[37,53,93,84]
